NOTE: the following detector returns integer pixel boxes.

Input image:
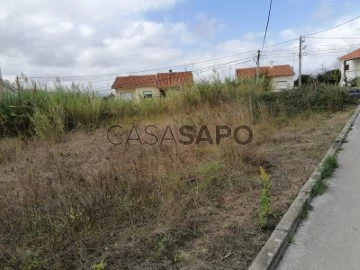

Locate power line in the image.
[262,0,273,51]
[86,58,255,92]
[194,58,254,74]
[261,39,297,55]
[29,44,353,89]
[195,60,254,75]
[306,51,349,56]
[306,48,352,53]
[28,54,278,90]
[265,39,297,48]
[28,39,297,80]
[309,44,360,47]
[28,43,357,94]
[27,48,310,89]
[29,51,259,80]
[304,15,360,37]
[306,37,360,40]
[27,40,358,89]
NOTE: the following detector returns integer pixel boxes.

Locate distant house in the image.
[0,79,17,95]
[236,64,295,91]
[339,48,360,86]
[0,67,17,95]
[111,71,193,101]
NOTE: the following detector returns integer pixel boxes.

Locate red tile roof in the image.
[236,65,294,78]
[339,48,360,61]
[111,72,193,89]
[157,71,193,89]
[111,74,157,89]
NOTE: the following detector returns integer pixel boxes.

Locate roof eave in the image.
[339,56,360,61]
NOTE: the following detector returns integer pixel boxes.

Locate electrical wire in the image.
[262,0,273,51]
[306,37,360,40]
[25,40,360,94]
[28,39,297,80]
[28,51,259,79]
[304,15,360,37]
[85,57,256,93]
[31,47,343,93]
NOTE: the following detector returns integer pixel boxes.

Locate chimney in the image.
[169,69,172,73]
[270,61,274,68]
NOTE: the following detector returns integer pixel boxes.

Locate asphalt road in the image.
[277,114,360,270]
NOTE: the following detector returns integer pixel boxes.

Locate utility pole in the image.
[344,60,348,87]
[169,69,172,90]
[15,76,21,90]
[298,36,303,87]
[256,50,261,82]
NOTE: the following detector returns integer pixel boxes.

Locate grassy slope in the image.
[0,81,357,269]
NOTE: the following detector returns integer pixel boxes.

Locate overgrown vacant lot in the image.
[0,81,356,269]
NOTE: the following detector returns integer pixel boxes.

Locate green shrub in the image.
[253,85,351,118]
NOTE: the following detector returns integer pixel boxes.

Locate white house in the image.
[111,71,193,102]
[236,63,295,91]
[0,68,17,95]
[339,48,360,86]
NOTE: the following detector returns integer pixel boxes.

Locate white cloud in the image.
[0,0,183,21]
[280,29,298,40]
[312,0,334,21]
[193,13,225,39]
[1,0,360,92]
[78,25,95,37]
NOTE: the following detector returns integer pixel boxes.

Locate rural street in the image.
[277,113,360,270]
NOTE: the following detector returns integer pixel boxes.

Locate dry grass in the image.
[0,137,24,164]
[0,96,356,269]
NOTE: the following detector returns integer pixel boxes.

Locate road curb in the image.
[248,105,360,270]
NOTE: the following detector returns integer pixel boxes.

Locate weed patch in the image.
[312,155,338,196]
[259,167,271,229]
[321,155,338,180]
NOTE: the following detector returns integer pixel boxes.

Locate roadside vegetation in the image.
[0,78,351,140]
[312,154,339,196]
[0,79,357,269]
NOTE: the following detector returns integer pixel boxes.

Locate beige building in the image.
[236,64,295,91]
[338,48,360,86]
[111,71,193,101]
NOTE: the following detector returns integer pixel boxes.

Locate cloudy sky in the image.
[1,0,360,94]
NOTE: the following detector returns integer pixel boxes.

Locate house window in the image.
[120,92,134,101]
[143,91,153,98]
[275,81,287,90]
[345,64,350,71]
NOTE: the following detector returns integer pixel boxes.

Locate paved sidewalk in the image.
[277,114,360,270]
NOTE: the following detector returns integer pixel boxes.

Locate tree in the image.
[316,69,341,85]
[294,74,314,86]
[259,72,272,92]
[349,77,360,87]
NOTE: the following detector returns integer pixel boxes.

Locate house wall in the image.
[115,87,161,102]
[271,76,294,91]
[340,58,360,85]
